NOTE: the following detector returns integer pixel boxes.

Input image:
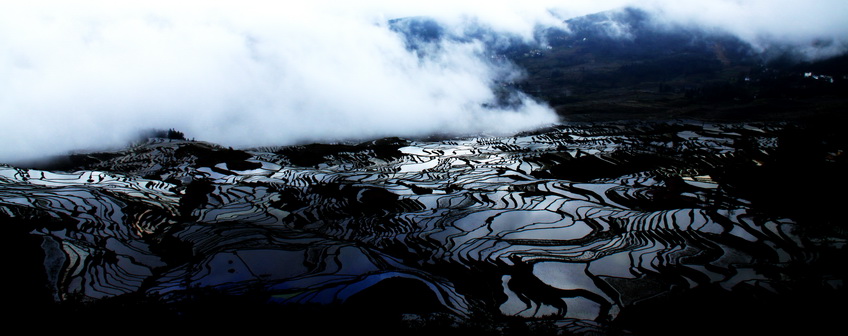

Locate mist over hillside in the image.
[1,1,847,163]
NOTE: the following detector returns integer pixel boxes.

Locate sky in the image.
[1,0,846,163]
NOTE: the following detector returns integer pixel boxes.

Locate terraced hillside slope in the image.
[3,121,845,335]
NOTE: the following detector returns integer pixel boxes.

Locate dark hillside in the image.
[506,8,848,121]
[391,8,847,122]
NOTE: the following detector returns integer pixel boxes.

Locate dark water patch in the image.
[14,151,123,172]
[175,142,259,170]
[178,179,216,220]
[613,283,847,336]
[275,137,408,167]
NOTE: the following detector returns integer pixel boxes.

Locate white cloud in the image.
[0,1,559,162]
[636,0,848,58]
[0,1,846,162]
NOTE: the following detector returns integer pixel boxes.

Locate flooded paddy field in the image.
[2,121,845,335]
